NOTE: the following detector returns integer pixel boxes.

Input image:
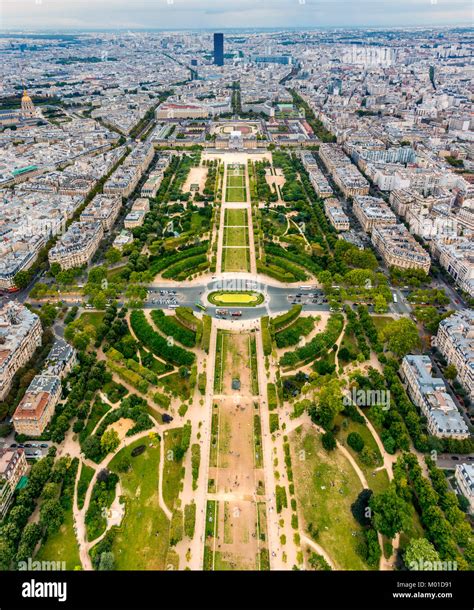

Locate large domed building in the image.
[21,89,37,119]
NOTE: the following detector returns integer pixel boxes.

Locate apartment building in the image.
[455,463,474,513]
[324,199,350,231]
[48,221,104,270]
[435,310,474,400]
[13,375,62,437]
[431,236,474,297]
[0,448,27,520]
[401,355,469,439]
[318,143,369,198]
[0,303,42,401]
[371,224,431,273]
[80,194,122,232]
[353,195,396,233]
[124,210,146,229]
[141,172,164,197]
[103,167,140,198]
[43,338,77,378]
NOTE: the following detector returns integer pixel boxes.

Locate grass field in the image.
[290,425,370,570]
[208,291,264,306]
[224,226,248,247]
[334,415,389,494]
[222,247,250,272]
[36,509,81,570]
[225,167,247,203]
[108,438,171,570]
[163,428,185,510]
[225,209,247,225]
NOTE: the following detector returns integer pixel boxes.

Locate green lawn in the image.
[334,415,388,493]
[226,187,247,202]
[227,175,245,187]
[36,509,81,570]
[163,428,185,510]
[372,316,393,332]
[222,247,250,272]
[225,209,247,225]
[78,311,105,328]
[108,438,171,570]
[224,226,248,247]
[77,463,95,510]
[290,425,370,570]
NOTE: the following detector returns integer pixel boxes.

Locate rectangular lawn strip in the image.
[290,425,370,570]
[226,187,247,202]
[225,208,247,226]
[209,407,219,468]
[253,414,263,469]
[108,438,171,570]
[163,427,186,510]
[223,247,250,272]
[224,226,248,247]
[214,331,227,393]
[36,508,81,570]
[77,463,95,510]
[249,335,259,396]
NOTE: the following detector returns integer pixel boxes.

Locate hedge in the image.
[175,307,202,333]
[261,316,272,356]
[151,310,196,347]
[191,444,200,491]
[201,315,212,353]
[149,243,208,276]
[162,254,208,280]
[280,314,344,368]
[184,502,196,538]
[270,305,302,333]
[267,383,278,411]
[152,391,171,409]
[130,310,195,367]
[107,360,149,394]
[269,413,279,433]
[274,316,315,348]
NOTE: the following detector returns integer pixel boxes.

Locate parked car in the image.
[40,444,49,448]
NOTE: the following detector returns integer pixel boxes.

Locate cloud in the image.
[0,0,472,29]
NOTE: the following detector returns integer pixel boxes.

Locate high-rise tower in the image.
[214,33,224,67]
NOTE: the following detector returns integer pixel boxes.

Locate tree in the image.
[309,379,343,430]
[98,551,115,570]
[49,262,61,277]
[404,538,440,570]
[369,485,410,539]
[13,270,30,289]
[351,489,373,527]
[374,294,388,313]
[380,318,420,358]
[444,364,457,381]
[0,540,14,570]
[347,432,364,453]
[39,499,64,535]
[105,248,122,265]
[100,429,120,454]
[321,431,336,451]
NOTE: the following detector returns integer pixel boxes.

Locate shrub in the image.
[347,432,365,453]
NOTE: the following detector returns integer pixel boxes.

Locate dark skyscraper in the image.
[214,33,224,66]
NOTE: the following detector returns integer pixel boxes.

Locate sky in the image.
[0,0,472,30]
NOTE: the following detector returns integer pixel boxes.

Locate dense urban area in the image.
[0,26,473,576]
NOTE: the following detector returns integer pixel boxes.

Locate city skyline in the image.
[0,0,472,30]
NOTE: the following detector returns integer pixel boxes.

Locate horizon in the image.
[0,0,472,30]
